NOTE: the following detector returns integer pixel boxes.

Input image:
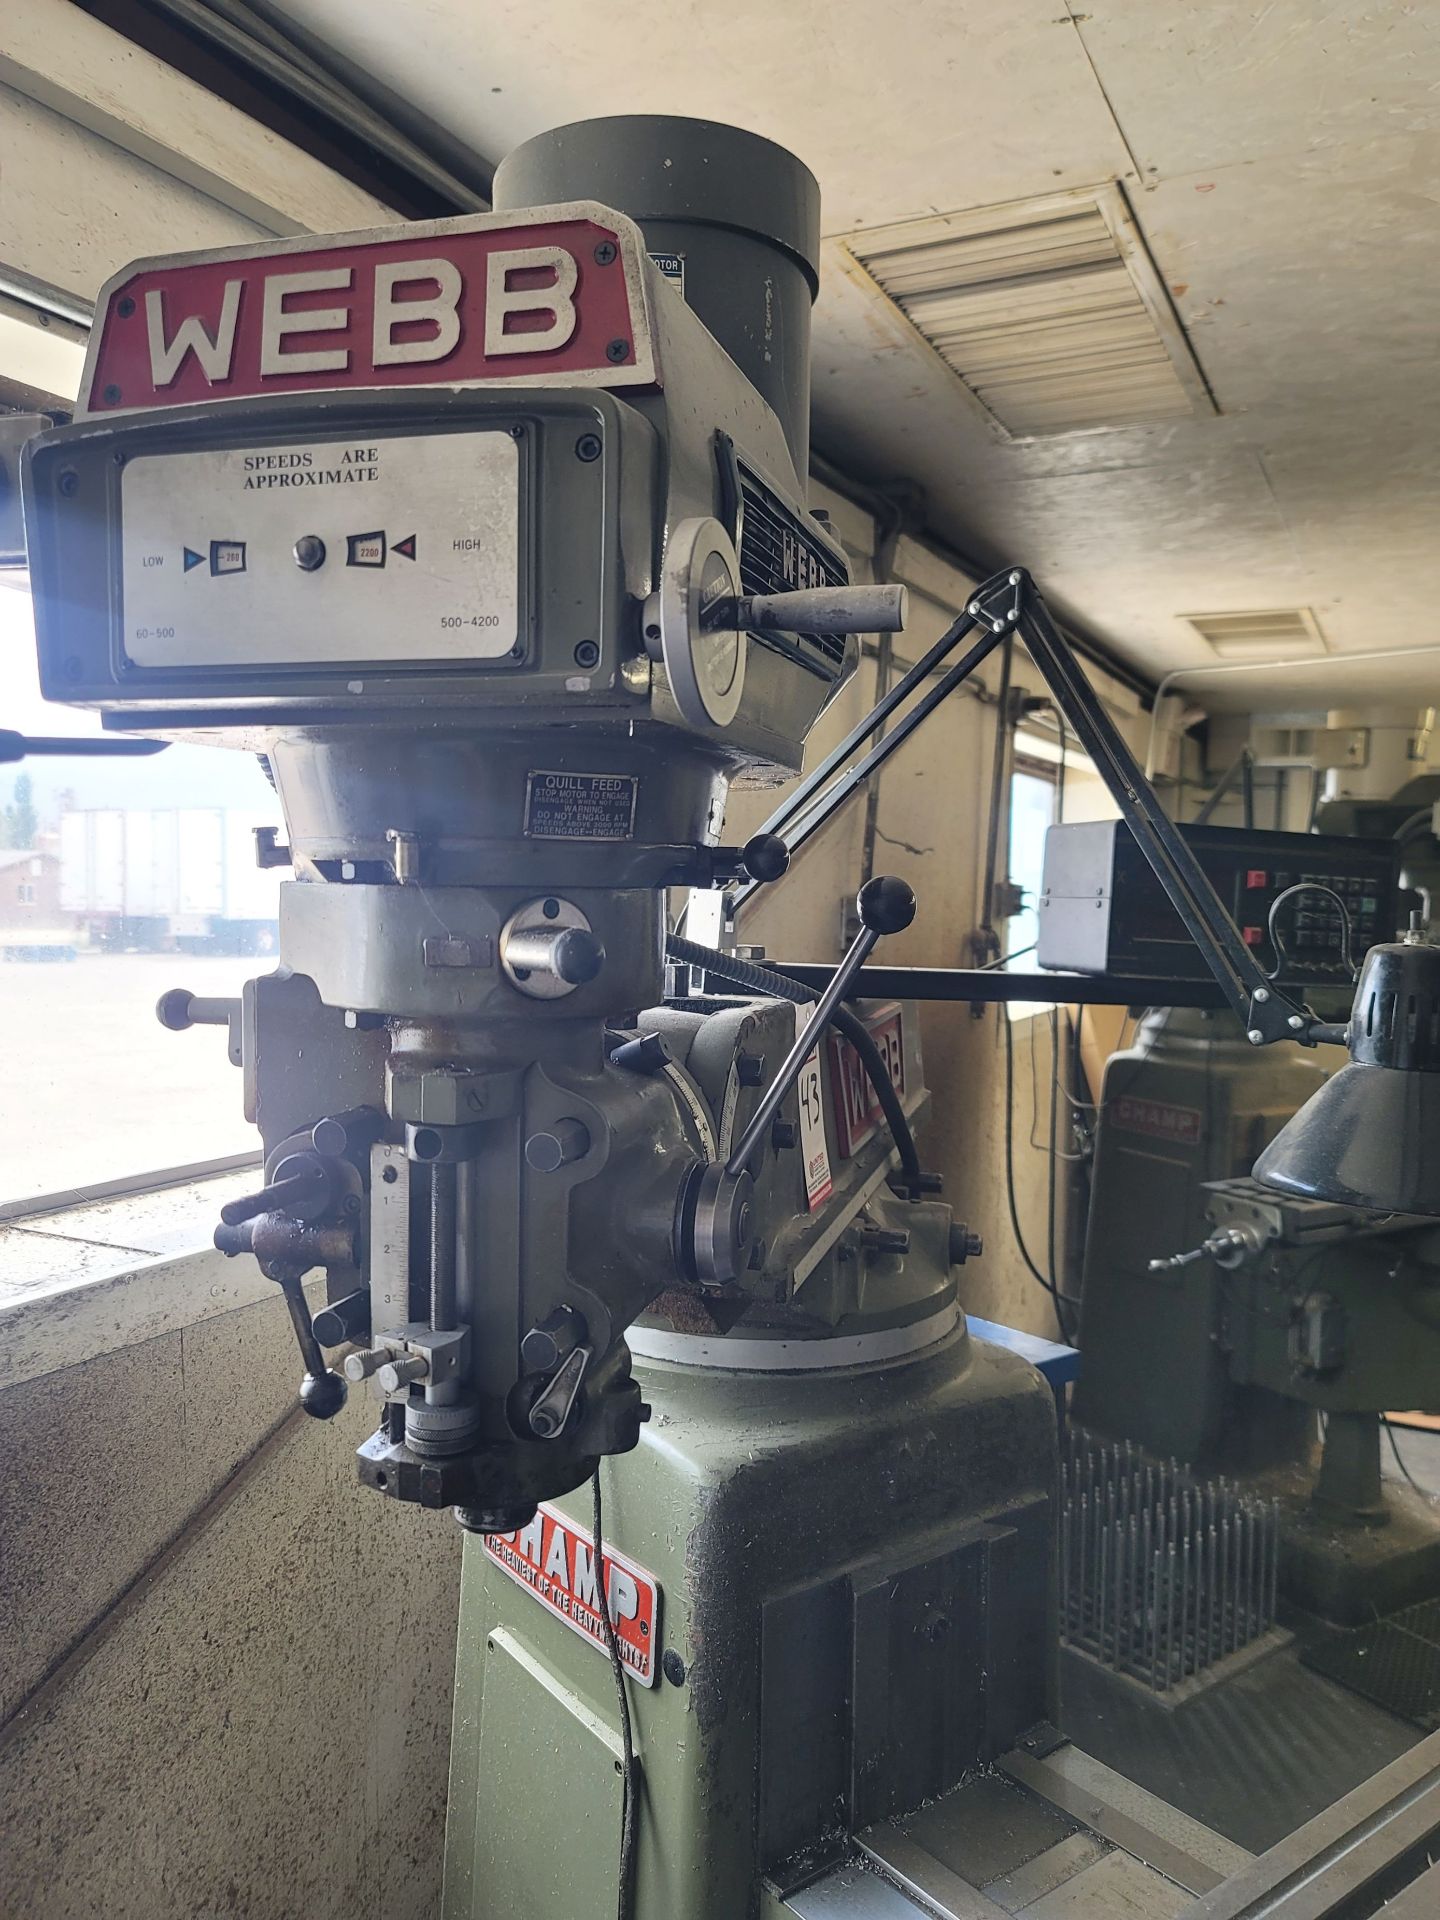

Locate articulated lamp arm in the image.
[742,566,1324,1047]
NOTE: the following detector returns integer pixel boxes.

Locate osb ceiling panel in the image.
[270,0,1440,709]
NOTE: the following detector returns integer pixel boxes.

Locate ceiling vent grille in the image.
[843,186,1214,439]
[1185,607,1328,660]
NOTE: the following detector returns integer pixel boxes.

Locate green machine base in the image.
[442,1323,1057,1919]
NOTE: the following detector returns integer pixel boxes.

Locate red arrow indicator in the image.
[393,534,417,560]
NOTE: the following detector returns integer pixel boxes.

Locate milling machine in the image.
[21,116,1058,1918]
[1050,819,1440,1624]
[24,111,1440,1920]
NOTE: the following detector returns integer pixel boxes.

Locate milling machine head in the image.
[22,117,945,1530]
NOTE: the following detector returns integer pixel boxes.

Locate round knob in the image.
[949,1224,984,1266]
[343,1347,389,1384]
[858,875,917,936]
[299,1369,347,1419]
[293,534,327,571]
[500,900,605,1000]
[521,1306,586,1374]
[550,927,605,986]
[156,988,196,1031]
[740,833,790,884]
[377,1354,429,1393]
[525,1119,591,1172]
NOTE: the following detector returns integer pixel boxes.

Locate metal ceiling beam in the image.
[69,0,494,219]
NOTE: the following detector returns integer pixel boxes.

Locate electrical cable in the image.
[1393,808,1435,843]
[979,940,1037,971]
[1047,1006,1062,1305]
[1040,1008,1086,1160]
[592,1466,638,1918]
[665,934,924,1188]
[1002,1007,1078,1340]
[1381,1414,1435,1502]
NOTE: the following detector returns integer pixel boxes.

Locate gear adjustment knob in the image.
[858,875,916,936]
[500,899,604,999]
[740,832,789,884]
[299,1369,347,1419]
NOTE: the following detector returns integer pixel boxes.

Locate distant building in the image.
[0,844,76,957]
[0,847,62,924]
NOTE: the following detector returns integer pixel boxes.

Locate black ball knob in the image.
[551,927,605,986]
[858,875,917,936]
[156,988,196,1031]
[740,832,790,884]
[299,1369,348,1420]
[293,534,327,571]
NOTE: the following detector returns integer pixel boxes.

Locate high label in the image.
[483,1503,660,1687]
[79,202,659,416]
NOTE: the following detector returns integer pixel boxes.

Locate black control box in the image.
[1036,822,1404,986]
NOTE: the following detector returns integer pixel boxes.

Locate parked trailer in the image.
[59,808,281,953]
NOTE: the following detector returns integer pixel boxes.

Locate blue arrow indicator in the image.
[183,547,204,572]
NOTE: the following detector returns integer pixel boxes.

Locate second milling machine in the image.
[25,112,1440,1920]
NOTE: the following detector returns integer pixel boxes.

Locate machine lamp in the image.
[1255,936,1440,1217]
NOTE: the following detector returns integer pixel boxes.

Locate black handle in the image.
[282,1278,349,1420]
[725,876,915,1179]
[156,987,239,1032]
[213,1213,350,1420]
[218,1162,333,1227]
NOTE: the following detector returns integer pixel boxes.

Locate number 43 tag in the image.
[793,1007,834,1210]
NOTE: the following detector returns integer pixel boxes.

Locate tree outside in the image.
[1,773,38,849]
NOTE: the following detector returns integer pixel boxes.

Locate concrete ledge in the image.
[0,1170,318,1389]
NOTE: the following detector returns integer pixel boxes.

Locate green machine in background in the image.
[1058,823,1440,1623]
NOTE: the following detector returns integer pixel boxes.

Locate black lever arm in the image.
[0,730,168,764]
[726,875,916,1179]
[1007,577,1306,1044]
[214,1212,353,1419]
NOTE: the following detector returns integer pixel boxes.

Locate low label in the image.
[1111,1094,1203,1147]
[483,1503,659,1687]
[794,1007,833,1210]
[524,770,637,841]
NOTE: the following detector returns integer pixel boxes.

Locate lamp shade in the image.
[1254,939,1440,1217]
